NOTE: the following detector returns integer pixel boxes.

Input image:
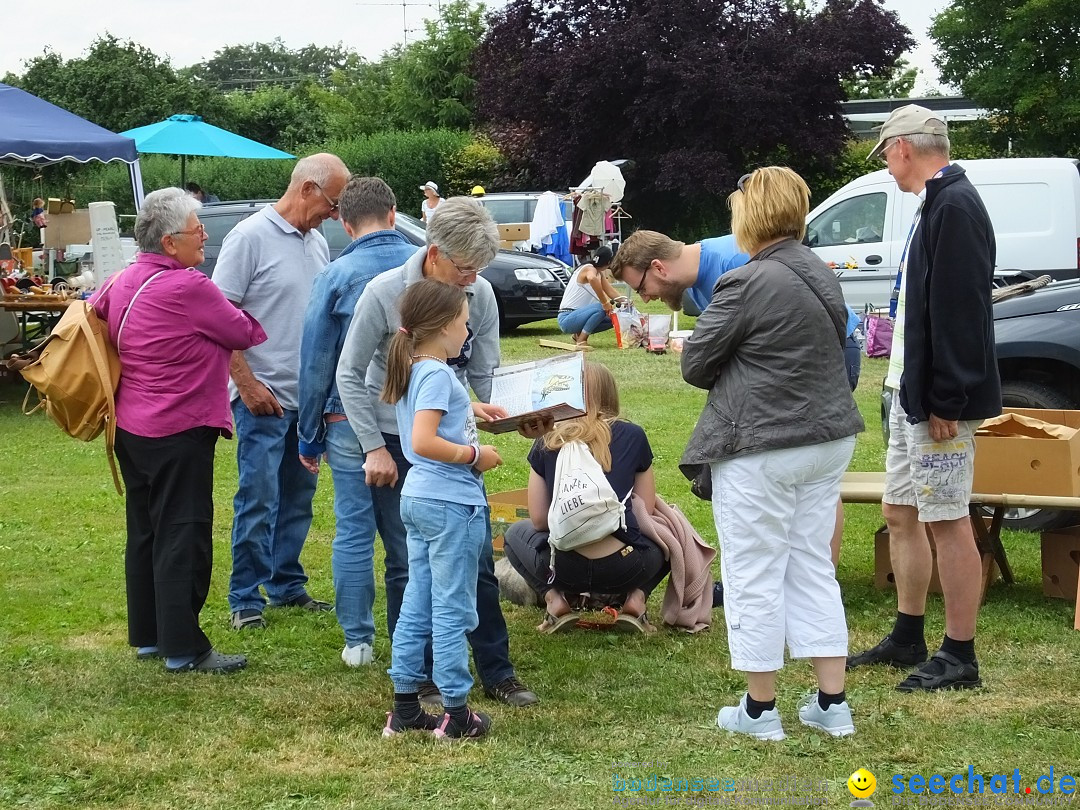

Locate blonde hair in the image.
[609,230,684,281]
[728,166,810,254]
[380,279,467,404]
[542,362,620,470]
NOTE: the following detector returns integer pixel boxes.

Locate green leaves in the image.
[931,0,1080,155]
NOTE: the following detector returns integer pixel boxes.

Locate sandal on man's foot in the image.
[230,609,266,631]
[614,611,656,634]
[896,650,981,692]
[275,594,333,612]
[381,708,442,738]
[537,612,579,634]
[166,649,247,674]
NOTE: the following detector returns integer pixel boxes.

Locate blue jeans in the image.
[228,402,319,613]
[372,432,515,687]
[558,302,613,337]
[389,496,487,707]
[325,419,377,647]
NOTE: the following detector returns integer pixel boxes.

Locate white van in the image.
[806,158,1080,308]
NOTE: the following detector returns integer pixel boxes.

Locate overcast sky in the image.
[4,0,949,94]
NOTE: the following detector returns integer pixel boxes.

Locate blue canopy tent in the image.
[119,115,294,187]
[0,83,144,208]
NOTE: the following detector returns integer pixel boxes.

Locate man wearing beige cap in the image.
[848,105,1001,691]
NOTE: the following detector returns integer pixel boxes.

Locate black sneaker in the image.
[847,635,928,670]
[381,708,442,738]
[896,650,981,692]
[483,676,539,707]
[433,708,492,740]
[417,680,443,709]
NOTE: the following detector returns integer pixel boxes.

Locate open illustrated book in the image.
[478,352,586,434]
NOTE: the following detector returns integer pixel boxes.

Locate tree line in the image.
[4,0,1076,236]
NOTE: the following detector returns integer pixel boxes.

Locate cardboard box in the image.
[46,198,74,215]
[497,223,529,243]
[487,488,529,556]
[44,210,92,250]
[1040,526,1080,601]
[973,408,1080,497]
[874,518,998,603]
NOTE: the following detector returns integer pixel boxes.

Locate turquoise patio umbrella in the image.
[119,114,294,187]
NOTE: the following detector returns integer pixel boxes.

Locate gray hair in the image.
[289,152,349,190]
[339,176,396,227]
[134,188,201,254]
[426,196,499,269]
[900,130,951,160]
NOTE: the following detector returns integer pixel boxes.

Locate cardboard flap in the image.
[977,412,1078,440]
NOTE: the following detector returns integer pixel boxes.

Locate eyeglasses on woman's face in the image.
[171,223,207,238]
[443,252,478,278]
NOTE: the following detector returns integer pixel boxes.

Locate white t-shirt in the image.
[421,199,441,220]
[885,191,927,389]
[559,264,603,310]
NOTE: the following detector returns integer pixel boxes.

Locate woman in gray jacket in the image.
[681,166,864,741]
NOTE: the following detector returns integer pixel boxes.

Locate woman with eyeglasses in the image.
[680,167,864,741]
[90,187,266,674]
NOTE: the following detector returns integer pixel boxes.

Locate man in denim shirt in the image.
[297,177,419,667]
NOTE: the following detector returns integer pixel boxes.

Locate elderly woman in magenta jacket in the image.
[92,188,266,674]
[681,167,863,741]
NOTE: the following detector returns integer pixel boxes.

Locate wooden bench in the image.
[840,471,1080,628]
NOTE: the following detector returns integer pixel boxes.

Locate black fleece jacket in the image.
[899,164,1001,423]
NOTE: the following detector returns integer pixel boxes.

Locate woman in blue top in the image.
[380,278,503,740]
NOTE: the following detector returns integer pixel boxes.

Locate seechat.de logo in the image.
[848,768,877,807]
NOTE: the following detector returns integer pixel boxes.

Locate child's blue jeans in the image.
[389,496,487,707]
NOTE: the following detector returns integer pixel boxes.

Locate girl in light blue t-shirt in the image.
[379,278,503,740]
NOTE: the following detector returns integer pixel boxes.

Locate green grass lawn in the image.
[1,318,1078,810]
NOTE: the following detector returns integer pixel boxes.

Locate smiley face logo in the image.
[848,768,877,800]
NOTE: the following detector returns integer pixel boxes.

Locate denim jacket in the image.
[297,230,419,457]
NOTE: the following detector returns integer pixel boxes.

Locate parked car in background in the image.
[682,158,1080,316]
[808,158,1080,309]
[882,278,1080,531]
[475,192,574,226]
[195,200,568,331]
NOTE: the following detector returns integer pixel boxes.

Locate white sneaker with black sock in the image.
[798,694,855,737]
[716,693,786,741]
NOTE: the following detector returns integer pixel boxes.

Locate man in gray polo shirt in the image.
[213,152,350,630]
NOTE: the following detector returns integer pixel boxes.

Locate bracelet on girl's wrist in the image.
[470,443,481,466]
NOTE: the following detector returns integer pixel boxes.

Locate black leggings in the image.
[503,521,669,600]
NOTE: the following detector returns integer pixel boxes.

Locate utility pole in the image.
[358,0,442,46]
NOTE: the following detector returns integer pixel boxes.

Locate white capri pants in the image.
[710,436,855,672]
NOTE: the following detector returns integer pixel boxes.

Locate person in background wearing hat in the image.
[556,246,624,346]
[847,104,1000,692]
[419,181,442,222]
[470,185,486,197]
